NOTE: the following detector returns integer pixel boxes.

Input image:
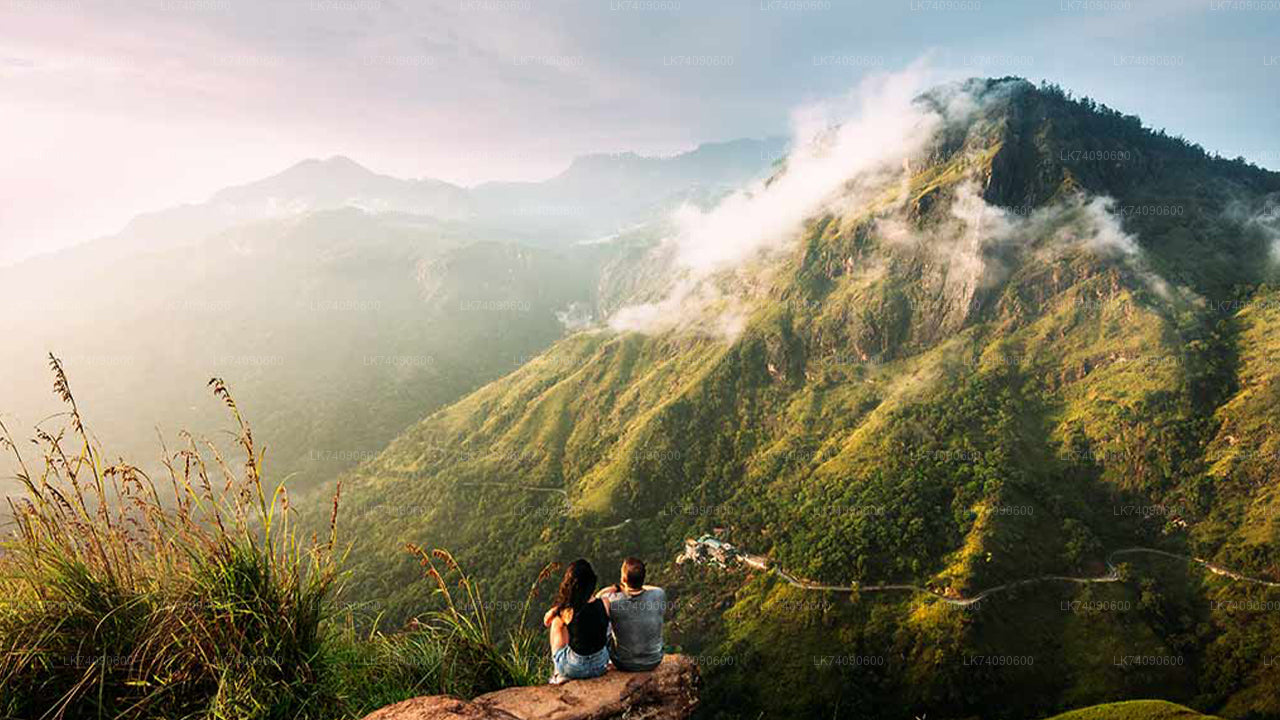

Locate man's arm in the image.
[593,583,621,600]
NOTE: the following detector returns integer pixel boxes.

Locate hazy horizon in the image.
[5,0,1280,266]
[0,136,787,268]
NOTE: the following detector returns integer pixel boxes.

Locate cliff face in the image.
[361,655,699,720]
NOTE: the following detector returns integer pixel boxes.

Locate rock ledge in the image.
[361,655,700,720]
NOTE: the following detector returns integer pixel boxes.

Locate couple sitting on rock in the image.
[541,556,666,684]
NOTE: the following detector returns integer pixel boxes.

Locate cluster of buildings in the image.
[677,535,770,571]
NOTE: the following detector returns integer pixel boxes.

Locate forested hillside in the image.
[322,79,1280,720]
[0,141,780,498]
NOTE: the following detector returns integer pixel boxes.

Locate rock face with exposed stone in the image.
[360,655,700,720]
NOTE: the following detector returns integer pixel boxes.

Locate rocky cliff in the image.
[361,655,699,720]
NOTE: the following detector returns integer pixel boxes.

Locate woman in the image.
[542,558,610,682]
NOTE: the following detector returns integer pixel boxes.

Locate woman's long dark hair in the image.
[552,558,598,616]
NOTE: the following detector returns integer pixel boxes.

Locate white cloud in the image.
[1244,195,1280,264]
[609,109,1184,338]
[610,64,952,336]
[669,65,941,275]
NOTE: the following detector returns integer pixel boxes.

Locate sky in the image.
[2,0,1278,265]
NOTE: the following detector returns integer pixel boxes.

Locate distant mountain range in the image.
[0,137,785,496]
[18,137,786,267]
[470,138,789,237]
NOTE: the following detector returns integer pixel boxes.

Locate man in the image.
[598,557,666,672]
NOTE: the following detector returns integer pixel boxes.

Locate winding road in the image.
[456,480,1280,606]
[763,547,1280,607]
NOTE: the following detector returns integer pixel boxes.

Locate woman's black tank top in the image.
[567,598,608,655]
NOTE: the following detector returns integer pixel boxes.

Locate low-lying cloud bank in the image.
[611,64,949,336]
[609,67,1176,337]
[906,184,1172,301]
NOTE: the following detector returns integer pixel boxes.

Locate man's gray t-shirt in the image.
[603,586,666,671]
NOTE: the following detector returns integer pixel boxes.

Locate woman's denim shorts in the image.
[553,644,609,679]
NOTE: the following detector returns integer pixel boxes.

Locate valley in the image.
[4,70,1280,720]
[0,140,783,501]
[683,536,1280,605]
[318,78,1280,720]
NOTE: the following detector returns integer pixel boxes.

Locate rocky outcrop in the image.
[361,655,699,720]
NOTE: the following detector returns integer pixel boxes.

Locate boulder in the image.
[361,655,700,720]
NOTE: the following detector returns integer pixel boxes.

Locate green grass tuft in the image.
[0,357,550,720]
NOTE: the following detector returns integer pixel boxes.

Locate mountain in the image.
[477,137,786,200]
[16,139,786,270]
[0,138,781,503]
[207,156,466,211]
[58,157,471,263]
[200,155,474,223]
[470,137,788,238]
[6,139,784,275]
[0,209,599,496]
[323,79,1280,720]
[1044,701,1224,720]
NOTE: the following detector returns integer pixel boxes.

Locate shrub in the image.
[0,355,550,720]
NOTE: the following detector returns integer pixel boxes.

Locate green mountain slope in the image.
[326,79,1280,719]
[0,142,781,501]
[1043,700,1223,720]
[0,209,599,495]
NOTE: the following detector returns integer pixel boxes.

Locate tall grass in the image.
[0,355,551,720]
[404,546,555,694]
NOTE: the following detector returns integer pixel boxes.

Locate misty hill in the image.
[0,137,780,498]
[471,137,788,237]
[323,79,1280,720]
[208,156,467,212]
[0,209,595,494]
[61,157,470,263]
[1044,700,1224,720]
[16,138,786,268]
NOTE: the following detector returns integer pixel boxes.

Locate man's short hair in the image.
[622,557,646,589]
